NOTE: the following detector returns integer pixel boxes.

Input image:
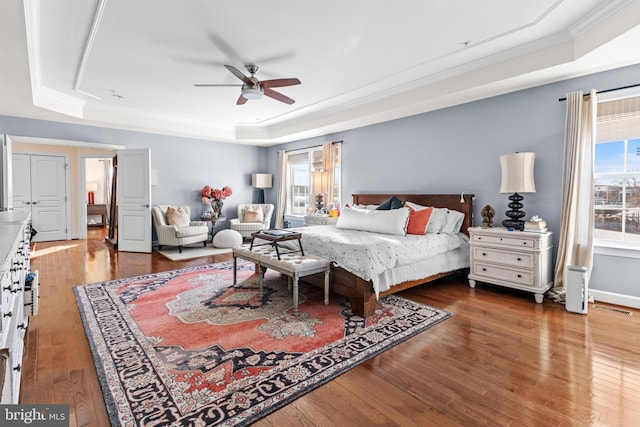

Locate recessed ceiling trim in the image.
[73,0,107,93]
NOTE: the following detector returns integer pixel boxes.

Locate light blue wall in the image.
[0,116,262,221]
[265,63,640,303]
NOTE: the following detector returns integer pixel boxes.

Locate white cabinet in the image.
[304,215,338,226]
[0,211,33,403]
[468,226,553,303]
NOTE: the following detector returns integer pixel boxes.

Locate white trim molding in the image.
[590,289,640,309]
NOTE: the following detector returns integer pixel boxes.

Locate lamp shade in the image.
[251,173,272,189]
[87,182,99,193]
[312,171,328,194]
[499,152,536,193]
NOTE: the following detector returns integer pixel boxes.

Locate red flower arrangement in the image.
[200,185,232,204]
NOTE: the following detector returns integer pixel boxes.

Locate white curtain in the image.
[275,150,288,228]
[322,142,337,205]
[551,90,596,300]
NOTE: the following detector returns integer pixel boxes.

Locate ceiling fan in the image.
[195,64,301,105]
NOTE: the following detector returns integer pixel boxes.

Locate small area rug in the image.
[74,260,451,426]
[157,243,232,261]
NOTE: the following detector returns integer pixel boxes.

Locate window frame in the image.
[284,145,341,217]
[593,90,640,254]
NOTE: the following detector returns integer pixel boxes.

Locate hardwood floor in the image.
[21,228,640,426]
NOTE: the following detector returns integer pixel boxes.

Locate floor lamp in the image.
[252,173,272,203]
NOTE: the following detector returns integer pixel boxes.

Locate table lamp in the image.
[499,152,536,230]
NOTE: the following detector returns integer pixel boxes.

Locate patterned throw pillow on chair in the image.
[166,207,190,227]
[243,207,264,223]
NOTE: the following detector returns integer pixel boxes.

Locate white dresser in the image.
[0,210,34,404]
[468,226,553,303]
[304,215,338,226]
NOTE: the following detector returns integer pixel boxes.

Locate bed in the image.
[299,193,474,317]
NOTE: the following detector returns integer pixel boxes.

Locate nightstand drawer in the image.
[472,234,538,249]
[472,262,534,286]
[472,247,534,268]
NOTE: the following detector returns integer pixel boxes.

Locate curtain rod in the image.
[283,140,343,153]
[558,83,640,102]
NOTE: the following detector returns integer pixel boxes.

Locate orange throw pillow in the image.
[166,207,190,227]
[406,205,433,235]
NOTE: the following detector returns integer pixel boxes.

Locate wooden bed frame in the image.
[304,193,474,317]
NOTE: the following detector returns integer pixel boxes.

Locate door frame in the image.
[78,155,114,240]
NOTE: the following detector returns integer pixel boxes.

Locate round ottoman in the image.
[213,229,243,248]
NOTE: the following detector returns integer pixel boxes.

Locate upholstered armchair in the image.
[151,205,209,253]
[229,204,274,238]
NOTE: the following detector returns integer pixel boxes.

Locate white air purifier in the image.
[565,265,588,314]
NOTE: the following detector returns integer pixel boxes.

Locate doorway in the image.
[84,157,112,230]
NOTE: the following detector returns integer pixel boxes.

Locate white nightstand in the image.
[467,226,553,303]
[304,215,338,226]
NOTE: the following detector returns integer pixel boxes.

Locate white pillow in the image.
[426,208,448,233]
[336,207,409,236]
[349,204,379,210]
[440,209,465,234]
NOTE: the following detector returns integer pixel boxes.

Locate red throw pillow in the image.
[406,205,433,235]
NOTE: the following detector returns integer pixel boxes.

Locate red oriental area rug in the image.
[74,260,451,426]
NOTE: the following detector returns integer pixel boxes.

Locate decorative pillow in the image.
[166,206,190,227]
[243,207,264,223]
[336,206,409,236]
[440,209,465,234]
[426,208,448,233]
[346,203,379,210]
[406,205,434,235]
[375,196,404,210]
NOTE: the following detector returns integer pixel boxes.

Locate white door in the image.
[117,148,151,253]
[11,153,30,213]
[12,153,68,242]
[30,155,68,242]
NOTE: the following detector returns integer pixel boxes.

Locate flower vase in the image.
[211,200,223,219]
[202,202,214,219]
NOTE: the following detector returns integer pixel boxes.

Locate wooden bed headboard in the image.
[352,193,475,236]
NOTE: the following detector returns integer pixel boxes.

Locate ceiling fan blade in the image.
[264,87,295,105]
[194,84,242,87]
[260,78,301,89]
[225,65,252,84]
[237,95,248,105]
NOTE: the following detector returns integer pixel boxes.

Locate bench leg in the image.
[233,256,237,285]
[287,276,292,292]
[293,273,299,315]
[259,265,266,297]
[324,267,330,305]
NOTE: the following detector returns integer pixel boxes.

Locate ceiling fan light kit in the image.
[242,86,263,100]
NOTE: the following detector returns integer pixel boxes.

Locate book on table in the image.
[261,229,295,237]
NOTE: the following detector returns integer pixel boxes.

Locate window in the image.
[594,94,640,245]
[285,144,341,216]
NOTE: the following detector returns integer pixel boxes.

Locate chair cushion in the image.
[166,206,190,227]
[175,225,208,238]
[243,207,264,223]
[213,229,243,248]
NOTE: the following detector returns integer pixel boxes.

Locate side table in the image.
[200,215,226,242]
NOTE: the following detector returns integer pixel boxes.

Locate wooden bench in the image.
[232,245,330,315]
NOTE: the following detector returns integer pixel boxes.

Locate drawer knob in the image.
[482,268,487,272]
[523,242,528,245]
[482,252,487,256]
[517,257,522,261]
[517,274,522,278]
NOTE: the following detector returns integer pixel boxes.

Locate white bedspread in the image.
[278,225,467,296]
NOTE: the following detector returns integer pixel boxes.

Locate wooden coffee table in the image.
[250,230,303,260]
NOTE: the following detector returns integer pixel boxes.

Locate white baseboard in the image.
[590,289,640,310]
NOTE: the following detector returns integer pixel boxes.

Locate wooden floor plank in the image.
[20,229,640,426]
